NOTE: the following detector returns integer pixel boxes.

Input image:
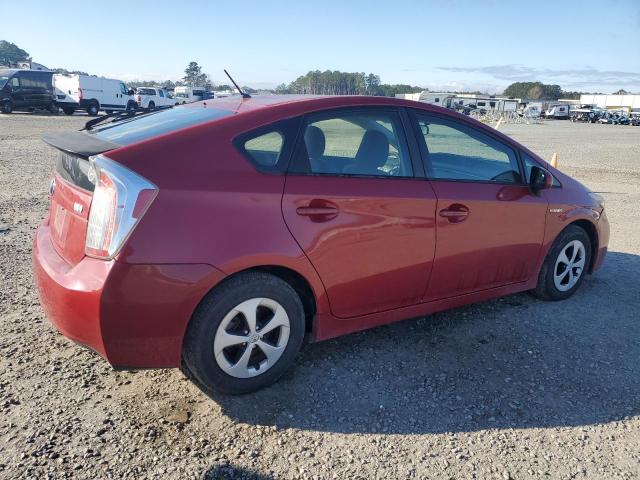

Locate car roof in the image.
[192,94,439,116]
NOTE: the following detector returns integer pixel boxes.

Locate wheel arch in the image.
[189,264,320,336]
[568,219,599,273]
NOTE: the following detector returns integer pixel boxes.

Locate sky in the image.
[3,0,640,93]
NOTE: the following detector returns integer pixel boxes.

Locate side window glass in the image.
[417,115,521,183]
[120,83,127,94]
[11,77,20,88]
[244,131,284,168]
[159,90,164,97]
[294,111,412,177]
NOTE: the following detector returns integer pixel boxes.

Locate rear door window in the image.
[290,109,413,178]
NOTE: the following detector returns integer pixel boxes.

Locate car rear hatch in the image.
[42,106,234,266]
[42,132,119,266]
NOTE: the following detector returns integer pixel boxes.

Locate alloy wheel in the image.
[213,298,290,378]
[553,239,586,291]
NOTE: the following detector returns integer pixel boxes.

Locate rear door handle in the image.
[439,204,469,223]
[296,203,339,221]
[296,206,338,216]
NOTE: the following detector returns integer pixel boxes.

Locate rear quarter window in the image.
[234,117,302,174]
[244,131,284,167]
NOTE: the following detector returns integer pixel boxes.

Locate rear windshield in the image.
[56,151,95,192]
[90,107,233,146]
[137,88,156,95]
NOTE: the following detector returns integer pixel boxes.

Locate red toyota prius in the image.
[33,95,609,394]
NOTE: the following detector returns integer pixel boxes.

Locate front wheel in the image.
[1,101,12,114]
[533,225,592,301]
[182,272,305,395]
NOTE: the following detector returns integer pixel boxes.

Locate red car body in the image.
[33,95,609,369]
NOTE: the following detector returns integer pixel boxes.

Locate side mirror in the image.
[530,166,553,193]
[128,89,134,96]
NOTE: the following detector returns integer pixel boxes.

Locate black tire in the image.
[48,103,59,114]
[1,101,12,114]
[533,225,592,301]
[62,107,75,116]
[182,271,306,395]
[126,101,137,111]
[86,101,99,116]
[148,101,155,110]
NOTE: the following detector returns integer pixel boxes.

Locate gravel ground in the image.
[0,113,639,480]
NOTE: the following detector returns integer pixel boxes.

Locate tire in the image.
[126,101,137,111]
[148,101,155,110]
[86,101,99,116]
[533,225,592,301]
[62,107,75,116]
[48,103,59,114]
[182,271,306,395]
[1,101,12,114]
[105,110,113,114]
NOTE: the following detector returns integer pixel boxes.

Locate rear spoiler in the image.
[41,131,120,158]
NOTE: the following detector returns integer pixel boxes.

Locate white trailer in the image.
[174,86,212,104]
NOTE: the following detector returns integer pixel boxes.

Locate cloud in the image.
[437,64,640,91]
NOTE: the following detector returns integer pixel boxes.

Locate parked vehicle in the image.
[630,113,640,126]
[0,69,56,114]
[53,74,136,116]
[34,96,609,395]
[174,86,211,103]
[542,104,570,119]
[135,87,181,109]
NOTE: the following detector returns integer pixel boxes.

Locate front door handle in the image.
[439,204,469,223]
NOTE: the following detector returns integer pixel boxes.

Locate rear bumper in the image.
[33,224,226,368]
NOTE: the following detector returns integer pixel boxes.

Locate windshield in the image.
[0,69,15,89]
[176,92,188,98]
[90,106,234,146]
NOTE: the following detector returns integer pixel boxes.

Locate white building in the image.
[580,94,640,112]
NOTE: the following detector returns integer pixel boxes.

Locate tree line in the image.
[274,70,422,96]
[502,81,606,100]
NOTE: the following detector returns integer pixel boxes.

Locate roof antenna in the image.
[224,69,251,99]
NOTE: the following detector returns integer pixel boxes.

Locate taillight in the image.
[85,155,157,259]
[137,95,141,103]
[78,87,83,101]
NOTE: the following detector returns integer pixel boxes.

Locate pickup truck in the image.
[135,87,181,110]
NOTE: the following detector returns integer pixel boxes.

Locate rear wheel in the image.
[182,271,306,395]
[533,225,592,301]
[86,101,99,116]
[1,101,12,114]
[126,101,137,111]
[148,101,155,110]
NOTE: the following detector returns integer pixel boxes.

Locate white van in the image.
[53,74,136,116]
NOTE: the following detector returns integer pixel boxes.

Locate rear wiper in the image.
[82,105,173,131]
